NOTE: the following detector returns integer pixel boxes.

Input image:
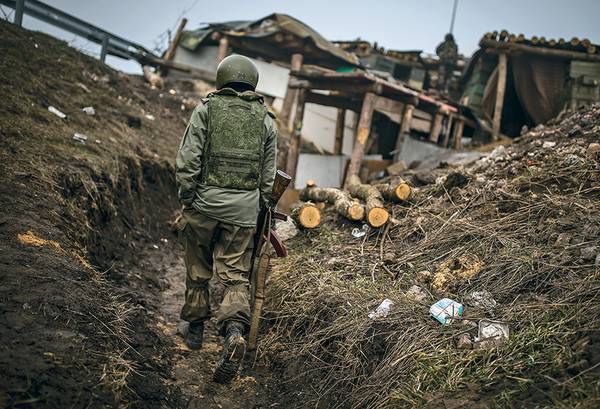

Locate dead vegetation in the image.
[264,105,600,408]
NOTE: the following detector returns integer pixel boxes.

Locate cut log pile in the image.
[291,177,413,229]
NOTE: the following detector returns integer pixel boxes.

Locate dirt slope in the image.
[267,106,600,408]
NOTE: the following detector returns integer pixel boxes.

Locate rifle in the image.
[248,170,292,351]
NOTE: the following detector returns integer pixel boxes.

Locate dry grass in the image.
[263,106,600,408]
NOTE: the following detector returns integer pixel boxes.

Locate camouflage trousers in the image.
[179,207,254,334]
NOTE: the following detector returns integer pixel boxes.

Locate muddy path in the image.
[127,237,289,408]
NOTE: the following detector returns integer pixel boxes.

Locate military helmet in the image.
[215,55,259,90]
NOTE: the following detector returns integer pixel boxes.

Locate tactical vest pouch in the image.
[202,94,267,190]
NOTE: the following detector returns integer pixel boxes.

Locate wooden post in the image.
[334,108,346,155]
[393,103,414,162]
[217,37,229,63]
[493,52,508,141]
[280,53,304,130]
[285,88,307,186]
[441,114,454,147]
[164,18,188,62]
[345,93,376,185]
[429,111,443,144]
[452,118,465,149]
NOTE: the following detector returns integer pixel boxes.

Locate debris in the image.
[374,180,412,202]
[489,145,506,160]
[48,106,66,119]
[72,133,88,144]
[405,285,426,302]
[465,290,497,310]
[581,246,598,261]
[564,154,584,166]
[169,89,177,95]
[368,298,394,319]
[443,171,469,190]
[82,106,95,115]
[456,333,473,349]
[386,160,408,176]
[473,319,509,348]
[275,218,298,241]
[351,224,369,238]
[415,270,432,284]
[432,255,483,292]
[145,114,156,121]
[126,115,141,128]
[430,298,464,324]
[586,143,600,159]
[76,82,92,93]
[152,244,159,249]
[542,141,556,148]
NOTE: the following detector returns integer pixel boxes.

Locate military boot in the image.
[182,321,204,350]
[213,321,246,384]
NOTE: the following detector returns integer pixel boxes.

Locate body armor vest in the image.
[201,94,267,190]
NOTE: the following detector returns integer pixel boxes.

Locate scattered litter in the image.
[405,285,426,302]
[152,244,159,249]
[466,290,497,310]
[72,133,88,144]
[430,298,463,324]
[145,114,155,121]
[477,319,509,340]
[169,89,177,95]
[160,238,169,244]
[95,139,101,144]
[275,218,298,241]
[542,141,556,148]
[352,224,369,238]
[456,333,472,349]
[368,298,394,319]
[82,106,95,115]
[48,106,66,119]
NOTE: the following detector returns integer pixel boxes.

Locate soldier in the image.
[175,55,277,383]
[436,33,459,93]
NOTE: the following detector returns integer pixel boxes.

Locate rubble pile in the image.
[266,104,600,408]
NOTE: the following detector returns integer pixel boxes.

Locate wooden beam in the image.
[393,103,415,161]
[217,37,229,63]
[304,91,362,112]
[373,96,404,115]
[163,18,187,62]
[288,77,380,95]
[493,52,508,141]
[429,112,444,144]
[345,92,376,185]
[280,54,304,130]
[480,38,600,62]
[334,109,346,155]
[143,55,216,83]
[441,115,454,148]
[285,88,307,186]
[452,118,465,149]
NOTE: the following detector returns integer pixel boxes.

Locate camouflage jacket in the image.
[175,88,278,227]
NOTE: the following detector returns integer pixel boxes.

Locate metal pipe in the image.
[13,0,24,26]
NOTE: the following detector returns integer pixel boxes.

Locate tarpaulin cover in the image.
[482,55,568,126]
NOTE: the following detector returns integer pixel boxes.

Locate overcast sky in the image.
[4,0,599,74]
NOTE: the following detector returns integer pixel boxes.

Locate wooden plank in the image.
[493,52,508,141]
[452,118,465,149]
[280,54,304,130]
[441,115,454,148]
[345,92,376,185]
[217,37,229,63]
[285,88,307,186]
[393,103,415,162]
[163,18,187,62]
[304,91,362,112]
[480,38,600,62]
[373,96,404,114]
[143,55,216,83]
[429,112,444,144]
[334,108,346,155]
